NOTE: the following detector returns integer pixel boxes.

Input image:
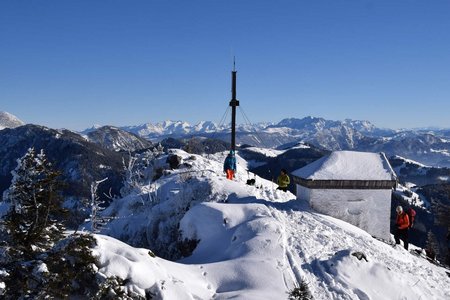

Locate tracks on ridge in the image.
[268,208,305,292]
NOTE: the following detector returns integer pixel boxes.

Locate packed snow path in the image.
[266,200,450,300]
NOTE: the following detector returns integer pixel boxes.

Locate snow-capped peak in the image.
[0,111,25,130]
[192,121,218,133]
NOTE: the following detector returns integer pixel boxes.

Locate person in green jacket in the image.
[277,169,290,192]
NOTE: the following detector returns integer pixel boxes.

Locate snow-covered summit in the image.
[92,149,449,299]
[293,150,397,180]
[0,111,24,130]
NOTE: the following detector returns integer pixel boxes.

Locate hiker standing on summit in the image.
[394,205,410,250]
[223,150,237,180]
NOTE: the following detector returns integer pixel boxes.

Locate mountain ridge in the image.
[103,116,450,167]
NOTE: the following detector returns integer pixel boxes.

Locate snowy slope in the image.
[0,111,24,130]
[93,150,450,299]
[390,155,429,177]
[93,235,213,299]
[244,142,311,158]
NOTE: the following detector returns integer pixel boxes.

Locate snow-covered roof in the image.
[292,151,396,181]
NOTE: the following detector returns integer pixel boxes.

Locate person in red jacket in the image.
[394,205,410,250]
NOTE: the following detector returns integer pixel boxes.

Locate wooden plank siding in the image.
[293,175,397,190]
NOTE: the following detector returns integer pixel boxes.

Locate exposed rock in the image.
[166,154,182,169]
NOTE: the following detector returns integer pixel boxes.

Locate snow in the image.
[120,121,270,140]
[430,148,450,157]
[90,149,449,299]
[392,155,430,168]
[0,111,24,130]
[180,202,289,299]
[93,235,213,299]
[33,262,49,275]
[245,160,267,168]
[292,150,396,180]
[264,126,296,134]
[244,146,284,157]
[312,249,431,299]
[290,142,311,150]
[394,184,428,208]
[244,144,311,158]
[392,157,429,177]
[438,176,450,181]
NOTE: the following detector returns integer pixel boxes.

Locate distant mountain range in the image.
[116,120,271,140]
[110,116,450,167]
[2,111,450,167]
[108,116,395,142]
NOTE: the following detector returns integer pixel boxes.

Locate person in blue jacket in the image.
[223,150,237,180]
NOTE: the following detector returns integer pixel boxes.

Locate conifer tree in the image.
[426,231,440,260]
[3,148,65,256]
[44,233,99,298]
[0,148,66,298]
[0,148,141,298]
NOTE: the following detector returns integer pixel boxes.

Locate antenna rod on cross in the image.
[229,57,239,151]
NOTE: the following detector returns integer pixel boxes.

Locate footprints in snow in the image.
[199,265,212,291]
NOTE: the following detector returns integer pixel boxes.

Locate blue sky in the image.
[1,1,450,130]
